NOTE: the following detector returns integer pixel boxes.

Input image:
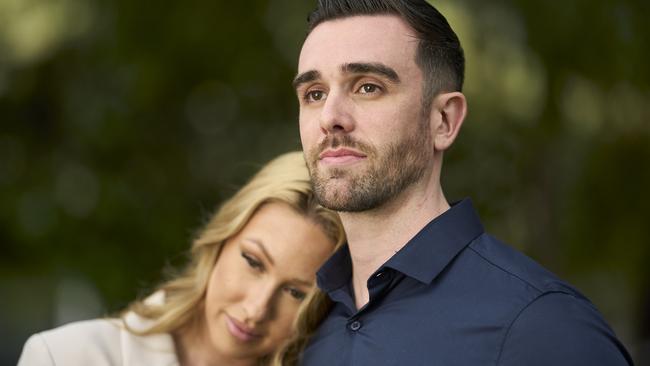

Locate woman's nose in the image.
[242,282,276,325]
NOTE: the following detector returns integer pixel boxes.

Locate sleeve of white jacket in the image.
[17,334,55,366]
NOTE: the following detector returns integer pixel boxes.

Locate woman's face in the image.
[203,202,335,362]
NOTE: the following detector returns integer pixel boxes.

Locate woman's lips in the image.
[225,315,262,342]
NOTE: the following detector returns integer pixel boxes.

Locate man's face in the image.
[295,15,433,212]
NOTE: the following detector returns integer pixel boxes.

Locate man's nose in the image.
[319,91,355,134]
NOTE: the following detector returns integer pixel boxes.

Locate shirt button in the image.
[349,320,362,331]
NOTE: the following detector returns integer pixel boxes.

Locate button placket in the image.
[349,320,362,331]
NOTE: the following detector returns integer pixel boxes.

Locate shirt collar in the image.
[317,241,353,293]
[384,198,484,283]
[316,198,484,291]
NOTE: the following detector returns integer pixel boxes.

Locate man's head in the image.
[295,0,467,212]
[307,0,465,107]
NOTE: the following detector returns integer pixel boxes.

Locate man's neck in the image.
[340,179,450,309]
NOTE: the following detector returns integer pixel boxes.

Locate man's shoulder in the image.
[464,233,586,299]
[458,235,632,364]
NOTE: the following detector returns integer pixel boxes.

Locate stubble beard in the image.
[306,117,432,212]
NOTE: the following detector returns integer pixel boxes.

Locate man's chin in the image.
[316,193,376,213]
[313,178,347,202]
[315,194,353,212]
[314,180,374,212]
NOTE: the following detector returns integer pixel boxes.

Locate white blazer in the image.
[17,292,179,366]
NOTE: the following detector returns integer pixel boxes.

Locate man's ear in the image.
[430,92,467,151]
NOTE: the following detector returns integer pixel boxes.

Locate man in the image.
[293,0,633,365]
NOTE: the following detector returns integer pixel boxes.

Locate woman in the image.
[18,151,344,366]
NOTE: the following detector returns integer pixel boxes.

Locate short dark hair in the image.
[306,0,465,106]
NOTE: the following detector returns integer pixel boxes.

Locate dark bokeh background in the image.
[1,0,648,364]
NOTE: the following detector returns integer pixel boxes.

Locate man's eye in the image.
[304,90,326,103]
[241,253,263,271]
[358,84,381,94]
[285,287,306,301]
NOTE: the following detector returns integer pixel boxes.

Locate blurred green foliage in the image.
[1,0,648,363]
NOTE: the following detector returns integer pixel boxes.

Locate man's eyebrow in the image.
[342,62,400,83]
[244,238,274,265]
[292,70,321,90]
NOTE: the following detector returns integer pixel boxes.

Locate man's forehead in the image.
[298,14,418,73]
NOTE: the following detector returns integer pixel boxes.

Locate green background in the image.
[1,0,648,363]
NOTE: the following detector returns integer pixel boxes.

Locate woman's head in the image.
[203,201,335,361]
[125,151,344,363]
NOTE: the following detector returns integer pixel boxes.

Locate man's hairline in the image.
[306,12,407,37]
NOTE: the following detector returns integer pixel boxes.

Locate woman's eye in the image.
[241,253,263,271]
[358,83,381,94]
[285,287,306,301]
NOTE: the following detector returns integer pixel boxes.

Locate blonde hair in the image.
[270,289,334,366]
[122,151,344,364]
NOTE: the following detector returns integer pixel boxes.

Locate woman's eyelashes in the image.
[241,252,264,271]
[284,287,307,301]
[241,251,307,301]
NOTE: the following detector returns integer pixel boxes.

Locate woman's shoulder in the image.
[18,292,179,366]
[18,318,123,366]
[46,317,122,337]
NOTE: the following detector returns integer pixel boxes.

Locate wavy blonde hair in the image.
[122,151,344,365]
[270,289,334,366]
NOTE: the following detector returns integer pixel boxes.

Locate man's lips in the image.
[318,148,366,165]
[225,315,262,342]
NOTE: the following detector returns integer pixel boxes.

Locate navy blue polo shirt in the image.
[302,199,633,365]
